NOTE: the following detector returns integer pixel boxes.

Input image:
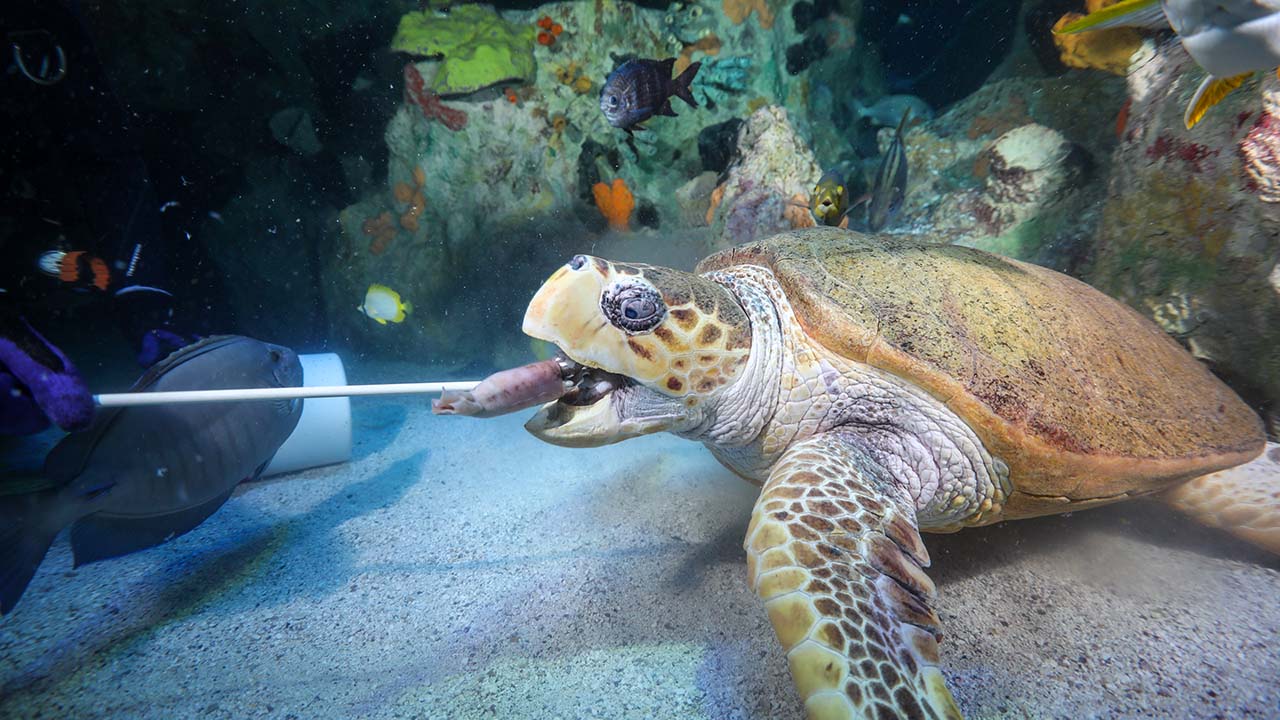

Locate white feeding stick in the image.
[93,381,482,408]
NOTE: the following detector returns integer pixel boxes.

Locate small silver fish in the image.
[866,110,911,232]
[0,335,303,615]
[854,94,932,128]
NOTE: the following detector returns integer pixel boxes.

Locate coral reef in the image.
[392,6,537,95]
[675,34,722,76]
[663,1,719,45]
[536,15,565,47]
[551,60,594,95]
[394,165,428,234]
[1086,44,1280,410]
[876,73,1125,265]
[785,33,827,75]
[355,0,822,248]
[967,93,1032,140]
[707,106,822,247]
[693,55,752,106]
[675,171,720,226]
[1242,107,1280,203]
[592,178,636,231]
[336,0,871,363]
[955,124,1085,246]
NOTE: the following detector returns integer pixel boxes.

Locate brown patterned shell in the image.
[697,228,1265,520]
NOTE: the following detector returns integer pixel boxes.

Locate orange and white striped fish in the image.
[37,250,112,291]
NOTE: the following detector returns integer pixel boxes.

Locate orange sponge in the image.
[723,0,774,29]
[592,178,634,232]
[1052,1,1143,76]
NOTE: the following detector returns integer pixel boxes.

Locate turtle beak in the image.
[524,389,681,447]
[522,261,604,352]
[522,256,691,447]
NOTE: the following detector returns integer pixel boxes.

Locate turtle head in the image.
[522,254,752,447]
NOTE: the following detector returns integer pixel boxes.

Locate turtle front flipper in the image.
[746,431,962,720]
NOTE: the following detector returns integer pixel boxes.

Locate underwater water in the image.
[2,0,1279,718]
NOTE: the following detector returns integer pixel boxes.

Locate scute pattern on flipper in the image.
[699,228,1264,516]
[1163,443,1280,555]
[746,432,963,720]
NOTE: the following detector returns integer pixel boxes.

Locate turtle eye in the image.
[602,283,666,334]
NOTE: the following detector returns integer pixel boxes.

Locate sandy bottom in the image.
[2,390,1278,719]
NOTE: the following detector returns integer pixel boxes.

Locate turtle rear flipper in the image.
[745,431,963,719]
[1163,442,1280,555]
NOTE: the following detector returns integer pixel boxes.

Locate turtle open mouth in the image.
[556,352,635,406]
[526,349,685,447]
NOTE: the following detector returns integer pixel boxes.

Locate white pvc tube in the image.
[93,380,481,407]
[263,353,353,477]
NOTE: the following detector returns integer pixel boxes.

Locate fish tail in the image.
[894,107,912,136]
[671,61,701,109]
[0,490,66,615]
[401,301,414,315]
[1055,0,1164,34]
[1184,73,1250,130]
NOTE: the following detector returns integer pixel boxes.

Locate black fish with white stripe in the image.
[866,109,911,232]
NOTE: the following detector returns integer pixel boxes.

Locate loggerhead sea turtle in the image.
[518,228,1277,719]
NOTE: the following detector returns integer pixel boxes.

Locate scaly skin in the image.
[1164,442,1280,554]
[520,241,1279,719]
[746,431,962,720]
[524,256,1005,718]
[702,264,1003,719]
[699,265,1009,532]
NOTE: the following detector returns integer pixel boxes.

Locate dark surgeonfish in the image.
[866,109,911,232]
[600,58,701,134]
[0,335,303,615]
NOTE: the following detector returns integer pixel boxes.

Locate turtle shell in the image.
[697,228,1265,521]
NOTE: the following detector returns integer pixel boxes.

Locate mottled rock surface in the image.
[706,106,821,248]
[1085,44,1280,416]
[880,73,1125,272]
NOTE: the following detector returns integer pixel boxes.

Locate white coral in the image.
[1241,82,1280,204]
[981,123,1074,221]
